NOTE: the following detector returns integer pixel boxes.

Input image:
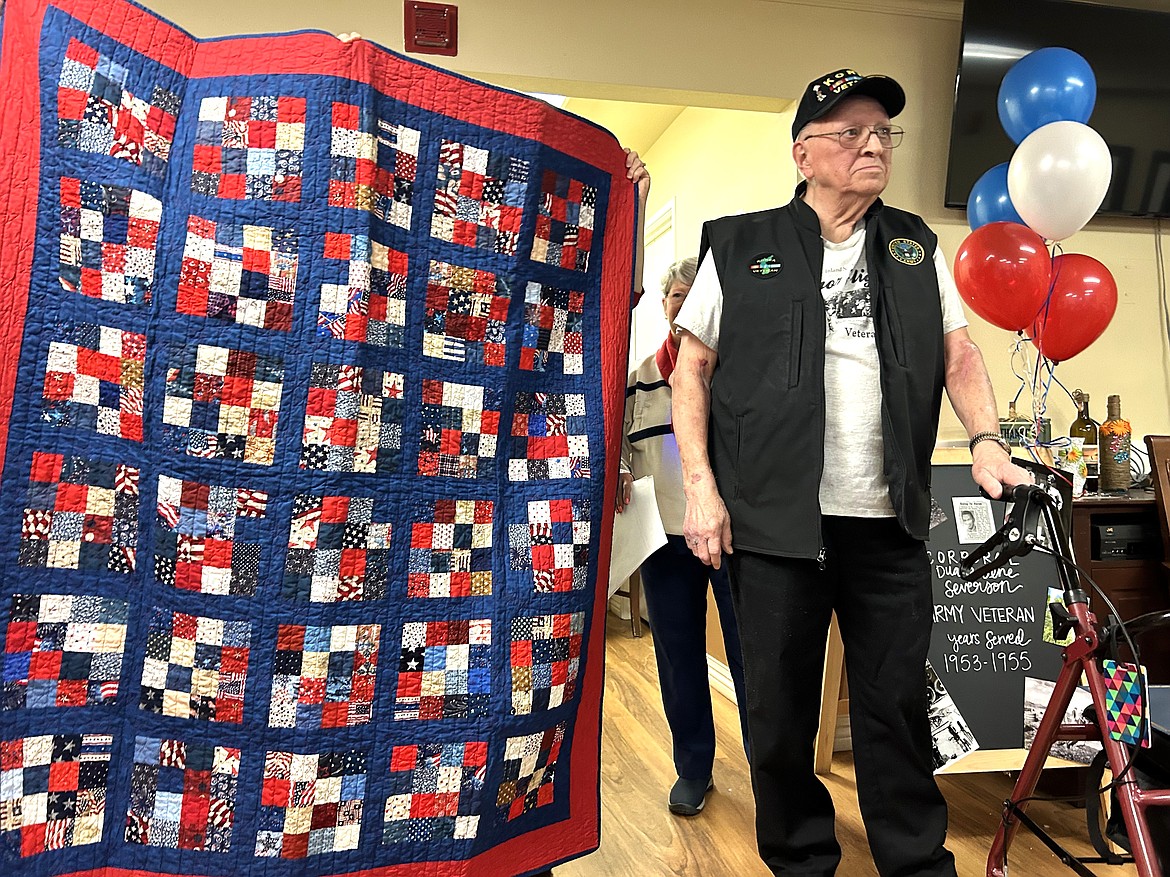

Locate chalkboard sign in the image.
[926,464,1067,750]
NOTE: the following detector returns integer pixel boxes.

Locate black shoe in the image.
[668,775,714,816]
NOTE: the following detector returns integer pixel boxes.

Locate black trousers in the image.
[728,516,957,877]
[640,534,750,780]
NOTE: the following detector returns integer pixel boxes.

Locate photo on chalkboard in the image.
[1023,677,1101,765]
[952,496,995,544]
[929,496,948,530]
[1043,587,1076,647]
[926,660,979,772]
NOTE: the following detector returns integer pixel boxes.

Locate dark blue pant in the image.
[728,517,957,877]
[639,534,750,780]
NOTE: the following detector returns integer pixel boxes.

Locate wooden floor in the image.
[557,612,1139,876]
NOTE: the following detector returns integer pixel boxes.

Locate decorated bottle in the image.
[1098,394,1132,496]
[1069,390,1099,492]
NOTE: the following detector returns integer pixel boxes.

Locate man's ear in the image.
[792,140,810,174]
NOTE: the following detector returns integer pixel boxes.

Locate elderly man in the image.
[671,69,1031,876]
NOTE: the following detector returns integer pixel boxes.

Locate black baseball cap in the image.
[791,68,905,140]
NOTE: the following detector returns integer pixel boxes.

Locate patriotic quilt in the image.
[0,1,636,875]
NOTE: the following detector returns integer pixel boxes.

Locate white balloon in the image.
[1007,121,1112,242]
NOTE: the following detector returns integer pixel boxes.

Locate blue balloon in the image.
[998,47,1097,144]
[967,162,1025,231]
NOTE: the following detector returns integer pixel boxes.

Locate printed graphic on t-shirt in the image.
[821,259,873,341]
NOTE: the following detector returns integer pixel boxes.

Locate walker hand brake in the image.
[960,484,1049,581]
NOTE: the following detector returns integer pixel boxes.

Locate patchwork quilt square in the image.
[394,619,491,720]
[2,593,128,710]
[509,612,584,715]
[18,451,139,573]
[318,232,408,347]
[283,493,392,602]
[268,623,380,729]
[255,749,366,859]
[191,95,305,201]
[176,216,298,330]
[139,608,250,723]
[328,102,419,229]
[301,362,404,473]
[418,380,501,479]
[407,498,494,598]
[0,733,113,857]
[153,474,269,596]
[532,170,596,272]
[125,735,240,852]
[58,176,161,305]
[496,723,565,821]
[40,322,146,440]
[520,281,585,374]
[57,38,179,175]
[508,392,590,481]
[423,260,510,366]
[383,741,487,843]
[431,139,528,256]
[162,342,284,465]
[508,499,591,593]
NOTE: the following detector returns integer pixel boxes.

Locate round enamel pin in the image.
[749,253,783,277]
[889,238,925,266]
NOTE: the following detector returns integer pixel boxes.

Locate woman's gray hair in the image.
[660,256,698,295]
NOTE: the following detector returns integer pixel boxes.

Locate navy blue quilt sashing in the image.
[0,1,637,875]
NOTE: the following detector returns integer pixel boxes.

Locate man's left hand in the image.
[971,443,1032,499]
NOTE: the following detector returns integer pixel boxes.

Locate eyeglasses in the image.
[802,125,905,149]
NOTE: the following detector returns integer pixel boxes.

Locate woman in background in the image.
[617,257,749,816]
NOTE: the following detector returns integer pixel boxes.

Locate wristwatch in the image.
[969,431,1011,454]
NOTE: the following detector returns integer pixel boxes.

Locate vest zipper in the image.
[817,546,827,570]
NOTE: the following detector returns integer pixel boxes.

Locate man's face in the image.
[793,96,892,199]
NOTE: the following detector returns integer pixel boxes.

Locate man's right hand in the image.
[682,477,733,568]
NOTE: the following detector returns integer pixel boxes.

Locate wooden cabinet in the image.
[1070,490,1170,681]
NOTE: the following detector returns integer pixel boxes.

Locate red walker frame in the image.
[962,484,1170,877]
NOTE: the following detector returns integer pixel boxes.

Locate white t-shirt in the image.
[674,222,968,518]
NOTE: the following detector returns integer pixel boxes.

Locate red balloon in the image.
[953,222,1051,331]
[1030,253,1117,362]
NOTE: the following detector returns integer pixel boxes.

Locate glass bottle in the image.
[1098,394,1132,496]
[1069,390,1099,492]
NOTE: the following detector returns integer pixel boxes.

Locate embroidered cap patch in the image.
[749,253,782,277]
[889,238,925,266]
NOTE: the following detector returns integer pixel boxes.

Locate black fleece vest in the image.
[698,192,945,557]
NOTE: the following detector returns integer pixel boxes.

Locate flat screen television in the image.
[945,0,1170,218]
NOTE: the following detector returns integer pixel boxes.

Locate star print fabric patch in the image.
[0,732,113,857]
